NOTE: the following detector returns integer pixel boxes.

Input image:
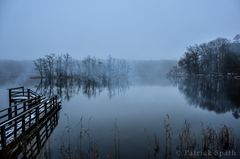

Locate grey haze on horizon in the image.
[0,0,240,60]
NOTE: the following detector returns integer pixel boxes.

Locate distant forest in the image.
[169,34,240,76]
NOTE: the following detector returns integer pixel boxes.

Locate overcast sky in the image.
[0,0,240,60]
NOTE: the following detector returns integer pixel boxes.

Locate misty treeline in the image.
[169,34,240,76]
[0,60,33,78]
[34,54,129,83]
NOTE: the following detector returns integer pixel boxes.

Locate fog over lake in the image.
[1,58,240,158]
[1,0,240,158]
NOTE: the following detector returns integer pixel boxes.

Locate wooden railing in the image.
[9,87,38,107]
[0,96,42,124]
[0,104,60,158]
[0,87,61,151]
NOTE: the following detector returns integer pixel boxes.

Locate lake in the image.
[1,76,240,159]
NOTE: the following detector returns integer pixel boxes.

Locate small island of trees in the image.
[34,54,129,83]
[33,54,130,99]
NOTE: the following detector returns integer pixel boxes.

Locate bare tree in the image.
[34,58,45,79]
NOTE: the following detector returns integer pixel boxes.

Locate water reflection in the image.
[169,76,240,118]
[35,76,129,101]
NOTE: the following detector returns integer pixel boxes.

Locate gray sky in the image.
[0,0,240,60]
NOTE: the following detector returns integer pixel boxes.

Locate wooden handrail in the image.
[0,96,43,112]
[8,87,43,107]
[0,96,45,125]
[0,104,59,158]
[8,87,24,90]
[0,103,61,150]
[0,96,59,126]
[0,87,61,150]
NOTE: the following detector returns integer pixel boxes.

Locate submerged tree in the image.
[34,54,129,86]
[34,58,45,79]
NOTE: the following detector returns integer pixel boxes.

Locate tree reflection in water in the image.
[169,76,240,119]
[35,76,129,101]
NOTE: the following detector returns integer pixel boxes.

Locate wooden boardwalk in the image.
[0,87,61,158]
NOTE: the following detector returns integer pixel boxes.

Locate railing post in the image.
[8,107,12,120]
[9,89,12,107]
[22,87,24,96]
[22,115,25,133]
[1,125,6,149]
[14,121,17,139]
[36,108,39,124]
[31,97,36,107]
[28,111,31,127]
[36,129,41,154]
[27,89,30,99]
[23,101,26,111]
[14,105,17,116]
[37,96,41,105]
[45,102,47,115]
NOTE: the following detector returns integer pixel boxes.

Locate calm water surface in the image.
[1,76,240,158]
